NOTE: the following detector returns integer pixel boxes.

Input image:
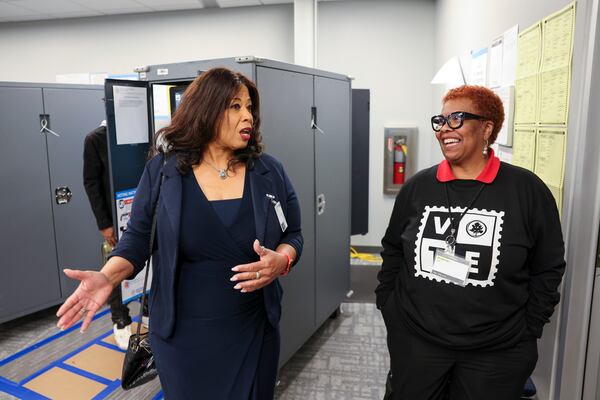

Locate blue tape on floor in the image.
[0,306,163,400]
[93,380,123,400]
[152,391,164,400]
[0,381,49,400]
[0,307,111,367]
[58,363,114,386]
[18,313,141,386]
[19,335,102,385]
[96,340,125,353]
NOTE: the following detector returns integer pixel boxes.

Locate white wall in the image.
[0,5,293,83]
[317,0,436,248]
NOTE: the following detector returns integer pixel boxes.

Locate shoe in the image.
[113,323,132,351]
[521,377,537,399]
[141,315,149,328]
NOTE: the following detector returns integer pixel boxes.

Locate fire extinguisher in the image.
[393,141,407,184]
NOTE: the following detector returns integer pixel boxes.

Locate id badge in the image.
[432,250,470,286]
[273,201,288,232]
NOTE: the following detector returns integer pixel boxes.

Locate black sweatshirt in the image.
[83,125,113,230]
[376,162,566,350]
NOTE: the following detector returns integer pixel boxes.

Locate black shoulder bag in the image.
[121,161,166,390]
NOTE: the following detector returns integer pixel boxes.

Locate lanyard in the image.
[443,182,486,252]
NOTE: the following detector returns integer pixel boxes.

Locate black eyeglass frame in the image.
[430,111,487,132]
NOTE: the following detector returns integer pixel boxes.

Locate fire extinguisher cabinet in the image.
[383,126,418,194]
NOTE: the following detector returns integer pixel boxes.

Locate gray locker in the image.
[0,86,61,321]
[256,67,317,363]
[314,76,352,326]
[0,82,105,323]
[44,88,106,295]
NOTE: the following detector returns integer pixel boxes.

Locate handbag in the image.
[121,160,166,390]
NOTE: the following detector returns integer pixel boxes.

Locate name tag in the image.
[274,201,288,232]
[432,250,470,286]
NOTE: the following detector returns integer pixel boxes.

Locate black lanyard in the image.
[443,182,486,250]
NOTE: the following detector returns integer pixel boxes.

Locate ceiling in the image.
[0,0,340,23]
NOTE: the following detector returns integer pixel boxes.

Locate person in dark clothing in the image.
[376,85,565,400]
[59,68,303,399]
[83,123,136,350]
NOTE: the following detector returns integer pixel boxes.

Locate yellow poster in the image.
[516,22,542,79]
[539,66,571,124]
[534,128,567,188]
[515,75,538,124]
[515,22,542,124]
[547,184,563,218]
[512,126,537,171]
[541,2,576,71]
[539,2,576,125]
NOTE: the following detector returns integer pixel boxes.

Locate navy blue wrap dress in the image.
[150,171,279,400]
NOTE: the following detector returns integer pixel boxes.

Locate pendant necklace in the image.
[203,159,228,180]
[443,182,486,253]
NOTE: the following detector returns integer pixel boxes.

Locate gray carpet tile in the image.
[0,306,63,362]
[0,311,115,382]
[0,302,163,399]
[103,378,162,400]
[275,303,389,400]
[0,302,141,382]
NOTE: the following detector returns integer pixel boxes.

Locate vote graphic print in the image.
[414,206,504,287]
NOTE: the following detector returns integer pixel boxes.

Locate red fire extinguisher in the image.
[393,140,408,184]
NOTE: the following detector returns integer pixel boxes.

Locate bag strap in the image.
[135,155,167,337]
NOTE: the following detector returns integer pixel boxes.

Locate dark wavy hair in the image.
[152,67,263,174]
[443,85,505,145]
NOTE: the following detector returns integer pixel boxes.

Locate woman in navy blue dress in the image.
[57,67,303,399]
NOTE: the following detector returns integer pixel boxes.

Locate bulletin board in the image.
[465,1,576,217]
[513,2,575,215]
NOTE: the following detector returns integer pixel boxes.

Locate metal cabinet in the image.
[256,67,318,363]
[44,88,107,295]
[254,66,351,362]
[314,76,351,327]
[0,82,105,323]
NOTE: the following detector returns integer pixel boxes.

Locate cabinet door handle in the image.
[55,186,72,205]
[317,194,326,215]
[39,114,61,137]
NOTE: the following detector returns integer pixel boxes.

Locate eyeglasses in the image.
[431,111,487,132]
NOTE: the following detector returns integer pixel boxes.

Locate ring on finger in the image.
[256,271,261,280]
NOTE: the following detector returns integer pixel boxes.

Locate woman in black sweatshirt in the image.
[376,85,565,400]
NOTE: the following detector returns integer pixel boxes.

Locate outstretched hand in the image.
[230,239,288,293]
[56,269,114,333]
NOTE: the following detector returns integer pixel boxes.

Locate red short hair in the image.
[443,85,505,144]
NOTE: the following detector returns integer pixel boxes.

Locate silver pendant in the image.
[219,169,227,179]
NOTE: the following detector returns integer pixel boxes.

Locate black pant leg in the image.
[449,339,538,400]
[102,240,132,327]
[381,292,454,400]
[108,285,132,327]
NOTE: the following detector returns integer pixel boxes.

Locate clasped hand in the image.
[230,239,287,293]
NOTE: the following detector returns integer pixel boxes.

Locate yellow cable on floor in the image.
[350,247,383,263]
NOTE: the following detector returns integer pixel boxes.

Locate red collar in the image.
[436,148,500,183]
